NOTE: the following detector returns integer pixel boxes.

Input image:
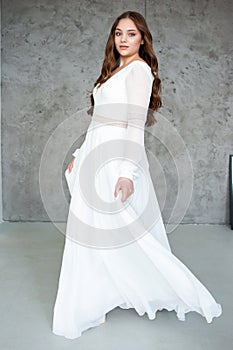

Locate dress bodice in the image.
[92,60,154,125]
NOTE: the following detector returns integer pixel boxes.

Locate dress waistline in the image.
[91,114,128,128]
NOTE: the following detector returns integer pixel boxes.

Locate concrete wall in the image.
[2,0,232,223]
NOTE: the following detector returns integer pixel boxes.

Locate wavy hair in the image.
[87,11,162,126]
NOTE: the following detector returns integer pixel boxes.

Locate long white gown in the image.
[52,60,222,339]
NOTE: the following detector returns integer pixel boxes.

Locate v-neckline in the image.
[93,59,150,93]
[109,59,148,79]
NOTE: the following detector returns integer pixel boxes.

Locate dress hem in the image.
[52,298,222,339]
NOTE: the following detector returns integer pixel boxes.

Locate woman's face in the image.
[114,18,143,58]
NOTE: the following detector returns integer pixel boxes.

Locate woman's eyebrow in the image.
[115,28,137,31]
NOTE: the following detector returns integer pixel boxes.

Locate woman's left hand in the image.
[114,177,134,202]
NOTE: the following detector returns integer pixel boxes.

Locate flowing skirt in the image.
[52,120,222,339]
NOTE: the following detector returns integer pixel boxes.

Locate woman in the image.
[52,11,222,339]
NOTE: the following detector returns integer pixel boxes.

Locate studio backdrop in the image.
[1,0,232,223]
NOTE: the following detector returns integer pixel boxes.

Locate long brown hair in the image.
[88,11,162,126]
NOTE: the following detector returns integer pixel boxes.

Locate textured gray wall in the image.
[2,0,232,223]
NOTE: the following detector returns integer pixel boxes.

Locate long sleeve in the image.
[118,62,154,181]
[72,148,81,158]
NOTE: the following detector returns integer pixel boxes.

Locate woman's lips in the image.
[119,46,129,50]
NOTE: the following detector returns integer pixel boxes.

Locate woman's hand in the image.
[114,177,134,202]
[67,157,75,173]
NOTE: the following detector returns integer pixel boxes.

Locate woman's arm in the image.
[67,148,81,173]
[118,62,154,182]
[72,148,80,158]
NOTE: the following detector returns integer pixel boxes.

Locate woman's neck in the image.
[119,54,141,67]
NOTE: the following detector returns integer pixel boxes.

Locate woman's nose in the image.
[120,34,127,42]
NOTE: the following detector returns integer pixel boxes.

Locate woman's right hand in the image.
[114,177,134,202]
[67,157,75,173]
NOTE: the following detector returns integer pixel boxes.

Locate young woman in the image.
[52,11,222,339]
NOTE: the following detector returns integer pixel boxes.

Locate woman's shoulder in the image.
[126,59,154,81]
[129,59,151,70]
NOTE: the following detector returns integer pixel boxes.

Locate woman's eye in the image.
[115,32,136,37]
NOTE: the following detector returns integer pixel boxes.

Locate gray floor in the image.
[0,222,232,350]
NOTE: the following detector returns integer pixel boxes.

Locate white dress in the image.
[52,60,222,339]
